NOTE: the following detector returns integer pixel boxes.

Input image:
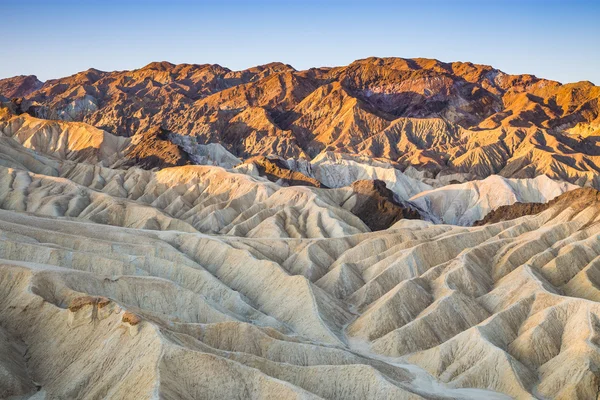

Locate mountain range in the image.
[2,57,600,185]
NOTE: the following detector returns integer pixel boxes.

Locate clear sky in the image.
[3,0,600,84]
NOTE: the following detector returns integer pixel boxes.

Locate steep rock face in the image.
[125,126,190,169]
[328,57,502,127]
[344,179,421,231]
[244,156,324,188]
[0,75,43,98]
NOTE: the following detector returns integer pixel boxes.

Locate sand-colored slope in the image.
[1,182,600,398]
[2,130,600,398]
[0,110,131,167]
[409,174,578,225]
[0,209,504,400]
[0,163,367,238]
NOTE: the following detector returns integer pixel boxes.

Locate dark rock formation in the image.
[0,75,43,98]
[248,156,325,188]
[474,187,600,225]
[126,127,190,169]
[349,179,421,231]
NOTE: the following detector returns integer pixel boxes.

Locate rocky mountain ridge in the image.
[2,57,599,186]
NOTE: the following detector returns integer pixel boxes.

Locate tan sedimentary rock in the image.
[1,131,600,398]
[3,57,600,185]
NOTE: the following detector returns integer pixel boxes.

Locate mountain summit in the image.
[2,57,599,187]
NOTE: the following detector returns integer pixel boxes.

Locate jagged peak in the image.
[142,61,176,71]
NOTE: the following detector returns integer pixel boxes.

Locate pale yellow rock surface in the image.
[1,118,600,399]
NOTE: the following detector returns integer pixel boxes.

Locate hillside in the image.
[0,129,599,398]
[2,57,600,185]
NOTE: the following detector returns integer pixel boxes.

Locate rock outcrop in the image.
[0,75,43,98]
[344,179,421,231]
[125,126,190,169]
[244,156,325,187]
[474,187,600,225]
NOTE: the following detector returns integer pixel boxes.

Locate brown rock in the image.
[68,296,110,312]
[247,156,325,188]
[474,187,600,225]
[0,75,43,98]
[121,311,142,326]
[125,126,190,169]
[348,179,421,231]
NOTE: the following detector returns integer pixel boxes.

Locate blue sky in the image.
[3,0,599,84]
